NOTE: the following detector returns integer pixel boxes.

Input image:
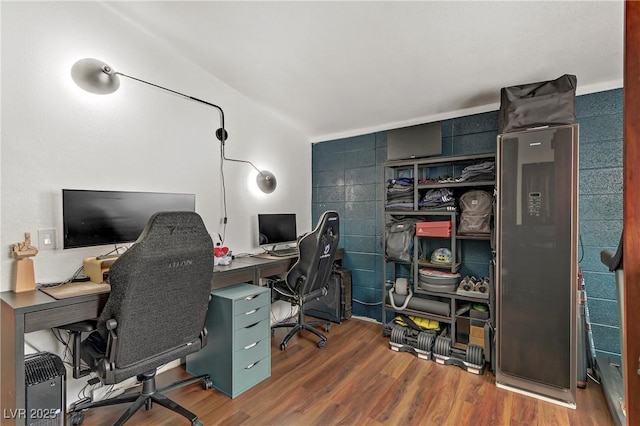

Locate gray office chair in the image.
[67,211,214,426]
[271,210,340,350]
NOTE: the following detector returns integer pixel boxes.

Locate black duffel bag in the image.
[498,74,577,134]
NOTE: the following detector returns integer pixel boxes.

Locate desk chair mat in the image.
[39,282,111,299]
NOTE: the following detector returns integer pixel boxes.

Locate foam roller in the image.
[386,293,450,316]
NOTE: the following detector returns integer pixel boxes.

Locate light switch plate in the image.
[38,228,56,250]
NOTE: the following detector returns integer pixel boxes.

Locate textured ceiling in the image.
[105,1,624,142]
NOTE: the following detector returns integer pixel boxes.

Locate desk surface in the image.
[1,287,106,314]
[40,281,111,300]
[213,254,284,272]
[1,254,296,332]
[2,250,329,306]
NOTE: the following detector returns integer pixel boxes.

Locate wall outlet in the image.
[37,228,56,250]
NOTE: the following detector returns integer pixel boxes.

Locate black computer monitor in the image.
[62,189,195,249]
[258,213,297,248]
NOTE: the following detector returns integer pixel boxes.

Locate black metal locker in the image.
[496,124,578,407]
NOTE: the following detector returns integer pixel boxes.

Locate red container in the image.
[416,221,451,237]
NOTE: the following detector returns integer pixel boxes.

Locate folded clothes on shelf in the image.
[386,178,415,209]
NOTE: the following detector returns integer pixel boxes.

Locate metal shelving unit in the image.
[382,152,496,361]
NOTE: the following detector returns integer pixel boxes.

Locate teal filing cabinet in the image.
[187,283,271,398]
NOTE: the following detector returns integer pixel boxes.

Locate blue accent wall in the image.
[312,88,623,359]
[576,89,624,362]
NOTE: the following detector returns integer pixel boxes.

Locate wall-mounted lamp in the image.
[70,58,277,194]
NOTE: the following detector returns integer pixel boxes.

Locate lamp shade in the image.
[257,171,277,194]
[71,58,120,94]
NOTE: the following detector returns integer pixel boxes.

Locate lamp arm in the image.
[221,152,268,179]
[110,71,271,182]
[114,71,227,142]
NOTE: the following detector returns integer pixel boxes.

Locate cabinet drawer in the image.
[234,318,269,351]
[234,290,270,314]
[233,356,270,395]
[233,338,269,373]
[235,304,269,330]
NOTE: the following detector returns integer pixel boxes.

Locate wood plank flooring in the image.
[78,317,613,425]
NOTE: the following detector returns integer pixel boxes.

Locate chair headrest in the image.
[134,211,211,249]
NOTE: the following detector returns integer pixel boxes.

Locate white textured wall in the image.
[1,1,311,292]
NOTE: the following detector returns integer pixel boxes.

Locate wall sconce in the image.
[70,58,277,194]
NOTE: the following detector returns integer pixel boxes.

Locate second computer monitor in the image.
[258,213,297,248]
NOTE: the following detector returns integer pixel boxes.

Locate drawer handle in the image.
[245,360,260,370]
[244,295,257,301]
[245,321,260,329]
[245,309,258,315]
[244,342,258,350]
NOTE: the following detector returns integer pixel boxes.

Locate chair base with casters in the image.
[69,370,212,426]
[67,319,213,425]
[58,320,213,425]
[271,283,331,350]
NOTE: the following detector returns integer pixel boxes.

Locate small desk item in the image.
[39,282,111,299]
[12,232,39,292]
[83,256,118,283]
[187,284,271,398]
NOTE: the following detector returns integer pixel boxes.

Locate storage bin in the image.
[470,305,489,326]
[470,325,485,349]
[416,221,451,237]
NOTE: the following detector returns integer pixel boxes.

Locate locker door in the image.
[496,124,578,406]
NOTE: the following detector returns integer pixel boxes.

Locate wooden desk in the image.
[212,255,294,289]
[0,254,296,425]
[1,289,110,424]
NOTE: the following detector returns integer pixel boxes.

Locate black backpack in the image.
[385,219,416,262]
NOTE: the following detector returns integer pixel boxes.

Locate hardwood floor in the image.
[78,318,613,425]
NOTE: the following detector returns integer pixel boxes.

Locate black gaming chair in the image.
[271,210,340,350]
[67,211,214,426]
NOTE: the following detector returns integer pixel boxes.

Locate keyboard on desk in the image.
[269,248,299,257]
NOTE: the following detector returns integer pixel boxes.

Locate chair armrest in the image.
[55,320,97,379]
[301,286,327,304]
[56,320,98,333]
[105,318,118,364]
[273,284,295,299]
